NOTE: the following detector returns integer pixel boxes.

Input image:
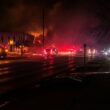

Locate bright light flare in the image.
[5,49,9,53]
[58,47,77,56]
[88,49,91,54]
[104,52,108,56]
[43,49,47,55]
[50,49,53,54]
[9,40,14,45]
[0,48,2,53]
[92,49,96,54]
[108,49,110,53]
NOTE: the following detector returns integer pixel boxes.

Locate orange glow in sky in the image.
[28,28,48,38]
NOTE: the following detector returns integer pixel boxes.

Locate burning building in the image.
[0,32,35,52]
[0,32,34,46]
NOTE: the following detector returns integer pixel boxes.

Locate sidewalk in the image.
[73,57,109,73]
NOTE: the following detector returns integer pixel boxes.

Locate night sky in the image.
[0,0,110,48]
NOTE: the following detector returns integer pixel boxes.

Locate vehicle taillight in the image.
[44,50,47,54]
[92,49,96,54]
[88,49,91,54]
[50,49,53,54]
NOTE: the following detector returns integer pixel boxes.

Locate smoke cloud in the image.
[0,0,110,48]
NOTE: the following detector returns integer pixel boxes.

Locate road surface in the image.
[0,55,85,95]
[1,55,110,109]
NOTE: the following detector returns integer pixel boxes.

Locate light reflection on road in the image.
[42,57,54,77]
[0,60,12,65]
[0,71,11,75]
[0,56,83,93]
[67,56,75,71]
[0,67,9,71]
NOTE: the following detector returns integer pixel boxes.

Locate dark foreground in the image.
[1,56,110,110]
[3,74,110,110]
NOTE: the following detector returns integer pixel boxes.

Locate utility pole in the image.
[42,8,45,49]
[84,44,87,65]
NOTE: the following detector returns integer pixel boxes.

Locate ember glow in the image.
[29,32,42,38]
[28,29,48,37]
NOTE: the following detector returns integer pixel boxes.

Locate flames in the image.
[29,32,42,38]
[28,28,48,37]
[28,29,48,45]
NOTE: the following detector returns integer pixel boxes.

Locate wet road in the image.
[1,56,110,109]
[0,56,84,95]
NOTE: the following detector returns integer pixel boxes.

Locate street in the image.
[1,55,110,109]
[0,55,83,95]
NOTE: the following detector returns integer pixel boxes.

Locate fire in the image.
[28,28,48,38]
[28,29,48,44]
[29,32,42,37]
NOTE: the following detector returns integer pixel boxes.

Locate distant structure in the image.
[0,32,34,47]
